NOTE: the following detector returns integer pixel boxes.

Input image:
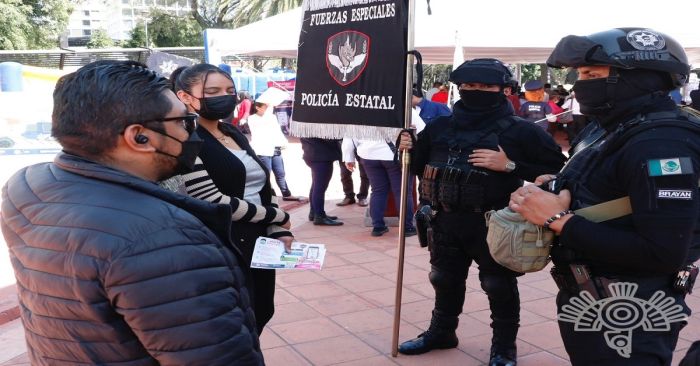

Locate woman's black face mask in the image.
[196,94,237,121]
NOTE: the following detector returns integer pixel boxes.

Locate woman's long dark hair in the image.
[169,64,235,95]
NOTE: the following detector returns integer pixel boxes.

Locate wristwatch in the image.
[504,160,516,173]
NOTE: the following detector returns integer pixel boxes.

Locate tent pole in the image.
[391,0,416,357]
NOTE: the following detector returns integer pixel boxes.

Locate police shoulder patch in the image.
[647,157,693,177]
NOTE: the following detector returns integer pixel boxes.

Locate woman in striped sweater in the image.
[171,64,293,333]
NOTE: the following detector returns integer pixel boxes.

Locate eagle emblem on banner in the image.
[326,31,370,86]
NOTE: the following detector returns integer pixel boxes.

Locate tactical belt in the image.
[420,164,490,212]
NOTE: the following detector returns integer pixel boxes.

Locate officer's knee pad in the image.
[429,269,461,290]
[479,274,518,300]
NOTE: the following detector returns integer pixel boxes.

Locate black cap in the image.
[524,80,544,91]
[449,58,512,86]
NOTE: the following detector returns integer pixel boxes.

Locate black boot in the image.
[308,211,337,221]
[489,343,517,366]
[313,214,343,226]
[398,310,458,355]
[480,274,519,366]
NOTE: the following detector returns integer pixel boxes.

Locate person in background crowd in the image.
[511,27,700,365]
[554,84,570,99]
[302,137,344,225]
[412,87,452,124]
[231,91,253,135]
[0,60,263,365]
[342,138,416,236]
[397,58,566,365]
[560,90,588,143]
[503,80,521,115]
[234,91,252,129]
[425,81,443,101]
[431,84,450,104]
[336,158,370,207]
[543,82,552,101]
[342,110,425,237]
[547,91,566,120]
[519,80,555,131]
[547,90,573,142]
[691,88,700,111]
[172,64,293,333]
[248,100,305,202]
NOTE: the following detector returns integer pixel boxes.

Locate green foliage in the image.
[549,68,570,87]
[232,0,301,27]
[86,28,114,49]
[148,9,203,47]
[520,64,570,86]
[0,0,33,49]
[421,64,452,90]
[520,64,543,83]
[123,23,148,48]
[0,0,72,50]
[25,0,73,48]
[189,0,299,32]
[191,0,238,28]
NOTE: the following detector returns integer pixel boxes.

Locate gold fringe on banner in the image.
[290,121,402,141]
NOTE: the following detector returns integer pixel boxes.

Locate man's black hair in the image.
[51,60,172,158]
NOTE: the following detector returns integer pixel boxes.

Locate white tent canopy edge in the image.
[204,0,700,67]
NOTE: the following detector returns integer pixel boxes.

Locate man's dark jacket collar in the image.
[53,152,240,256]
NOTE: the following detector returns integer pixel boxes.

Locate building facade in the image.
[66,0,192,46]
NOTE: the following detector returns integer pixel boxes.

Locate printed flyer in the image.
[251,237,326,270]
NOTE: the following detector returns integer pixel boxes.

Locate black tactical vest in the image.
[559,108,700,209]
[422,117,521,209]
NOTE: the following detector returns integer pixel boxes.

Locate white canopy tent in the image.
[205,0,700,67]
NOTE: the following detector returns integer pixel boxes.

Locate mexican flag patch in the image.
[647,157,693,176]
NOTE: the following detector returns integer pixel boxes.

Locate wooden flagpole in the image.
[391,0,416,357]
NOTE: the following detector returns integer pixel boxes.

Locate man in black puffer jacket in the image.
[0,61,264,365]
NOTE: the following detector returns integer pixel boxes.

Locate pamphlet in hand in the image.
[251,237,326,270]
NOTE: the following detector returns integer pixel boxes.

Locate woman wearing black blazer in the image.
[172,64,293,332]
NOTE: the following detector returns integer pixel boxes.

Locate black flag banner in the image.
[146,51,196,78]
[291,0,408,140]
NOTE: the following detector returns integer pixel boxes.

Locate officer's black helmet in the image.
[449,58,513,87]
[547,27,690,87]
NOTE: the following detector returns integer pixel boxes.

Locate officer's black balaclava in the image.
[458,88,506,111]
[573,68,672,127]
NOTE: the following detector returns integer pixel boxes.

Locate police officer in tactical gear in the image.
[510,28,700,365]
[398,58,566,365]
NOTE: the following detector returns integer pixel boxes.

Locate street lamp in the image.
[140,10,151,48]
[144,19,149,48]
